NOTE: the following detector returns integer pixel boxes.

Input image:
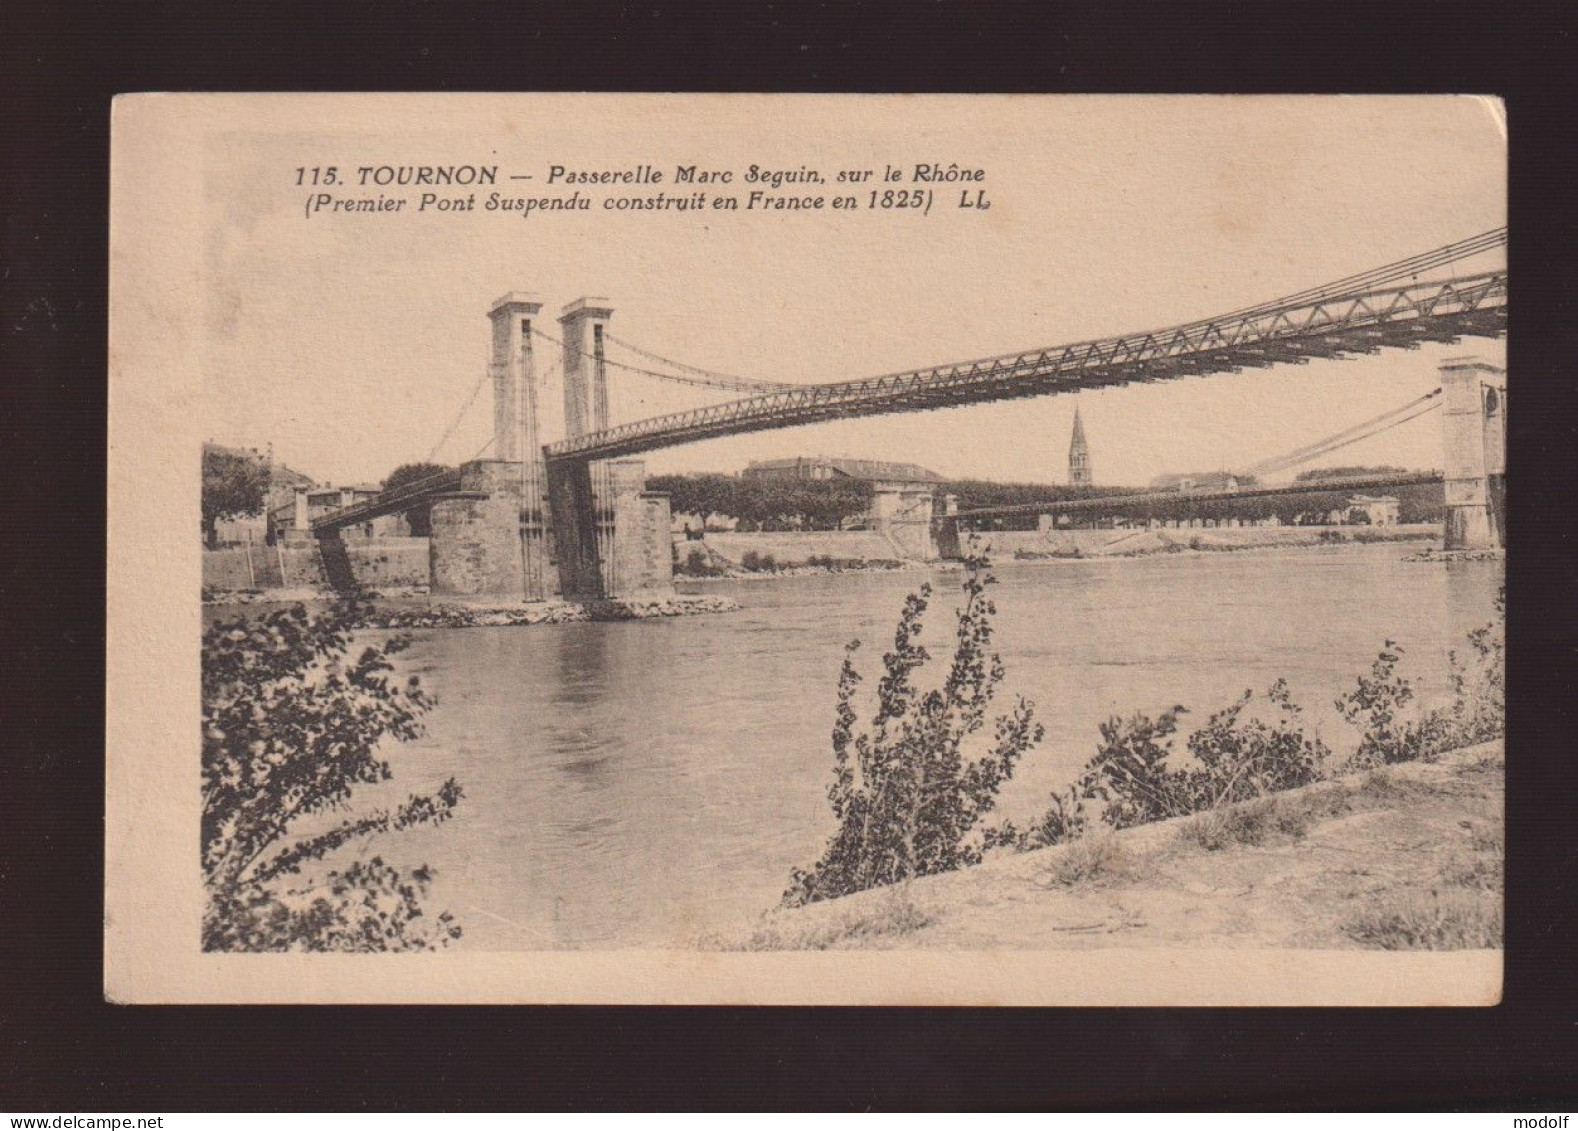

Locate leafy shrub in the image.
[1080,708,1193,827]
[1184,681,1329,800]
[202,601,462,951]
[987,774,1093,852]
[1334,641,1454,771]
[1441,587,1505,746]
[739,550,778,573]
[1008,681,1329,843]
[782,553,1045,907]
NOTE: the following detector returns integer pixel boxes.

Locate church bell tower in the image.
[1068,405,1093,487]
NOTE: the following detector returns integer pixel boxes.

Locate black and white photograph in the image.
[106,93,1505,1004]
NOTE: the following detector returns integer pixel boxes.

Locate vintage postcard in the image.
[106,94,1506,1004]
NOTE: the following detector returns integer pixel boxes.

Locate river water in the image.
[355,543,1502,950]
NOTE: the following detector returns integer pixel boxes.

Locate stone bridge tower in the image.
[1439,356,1506,550]
[553,297,676,600]
[429,292,676,603]
[428,293,549,599]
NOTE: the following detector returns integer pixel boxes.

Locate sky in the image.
[198,95,1505,488]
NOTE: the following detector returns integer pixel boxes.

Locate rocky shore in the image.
[351,594,741,629]
[1403,547,1506,563]
[201,586,741,625]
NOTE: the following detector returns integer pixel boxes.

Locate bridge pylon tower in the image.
[428,292,550,599]
[553,298,618,599]
[1439,355,1507,551]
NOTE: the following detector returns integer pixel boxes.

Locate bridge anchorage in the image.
[311,228,1506,598]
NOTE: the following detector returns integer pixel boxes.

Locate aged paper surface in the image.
[107,94,1506,1004]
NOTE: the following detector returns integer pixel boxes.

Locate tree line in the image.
[949,468,1443,529]
[202,454,1445,547]
[648,473,875,531]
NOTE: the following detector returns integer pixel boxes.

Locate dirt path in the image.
[709,741,1502,951]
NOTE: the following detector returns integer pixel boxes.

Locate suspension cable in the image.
[1249,401,1442,479]
[530,326,802,393]
[425,367,493,463]
[603,331,802,392]
[1238,389,1443,478]
[1209,227,1506,325]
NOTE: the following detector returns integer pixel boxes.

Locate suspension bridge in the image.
[310,228,1507,599]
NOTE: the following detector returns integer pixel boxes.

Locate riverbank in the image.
[674,523,1442,579]
[202,586,741,625]
[355,593,740,628]
[704,739,1502,952]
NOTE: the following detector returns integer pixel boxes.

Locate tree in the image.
[783,551,1044,907]
[202,444,270,548]
[202,600,463,951]
[647,473,875,531]
[382,462,455,537]
[1294,465,1408,482]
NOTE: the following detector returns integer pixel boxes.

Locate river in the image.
[353,543,1502,950]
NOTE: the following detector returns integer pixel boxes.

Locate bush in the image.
[1441,587,1505,746]
[739,550,778,573]
[720,885,937,951]
[1008,680,1329,843]
[782,552,1045,907]
[1184,680,1329,800]
[677,546,723,577]
[1337,595,1503,773]
[1334,641,1454,771]
[201,601,463,951]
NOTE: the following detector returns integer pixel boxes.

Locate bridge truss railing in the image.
[934,470,1447,525]
[309,466,464,534]
[545,270,1506,464]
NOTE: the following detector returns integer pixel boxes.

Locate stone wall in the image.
[612,491,676,597]
[203,538,430,591]
[430,461,527,598]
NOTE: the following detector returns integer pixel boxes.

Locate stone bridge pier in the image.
[428,292,674,601]
[1440,356,1506,550]
[869,483,944,561]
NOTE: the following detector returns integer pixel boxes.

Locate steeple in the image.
[1068,405,1093,486]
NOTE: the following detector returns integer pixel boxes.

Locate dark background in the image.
[3,0,1575,1111]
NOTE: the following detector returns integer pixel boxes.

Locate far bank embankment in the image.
[201,523,1444,596]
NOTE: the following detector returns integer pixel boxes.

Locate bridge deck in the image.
[310,468,463,534]
[545,271,1504,465]
[944,471,1446,523]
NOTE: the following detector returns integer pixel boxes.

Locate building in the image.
[1068,406,1093,486]
[740,456,946,557]
[742,456,944,491]
[269,484,413,544]
[1343,494,1400,526]
[204,442,315,547]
